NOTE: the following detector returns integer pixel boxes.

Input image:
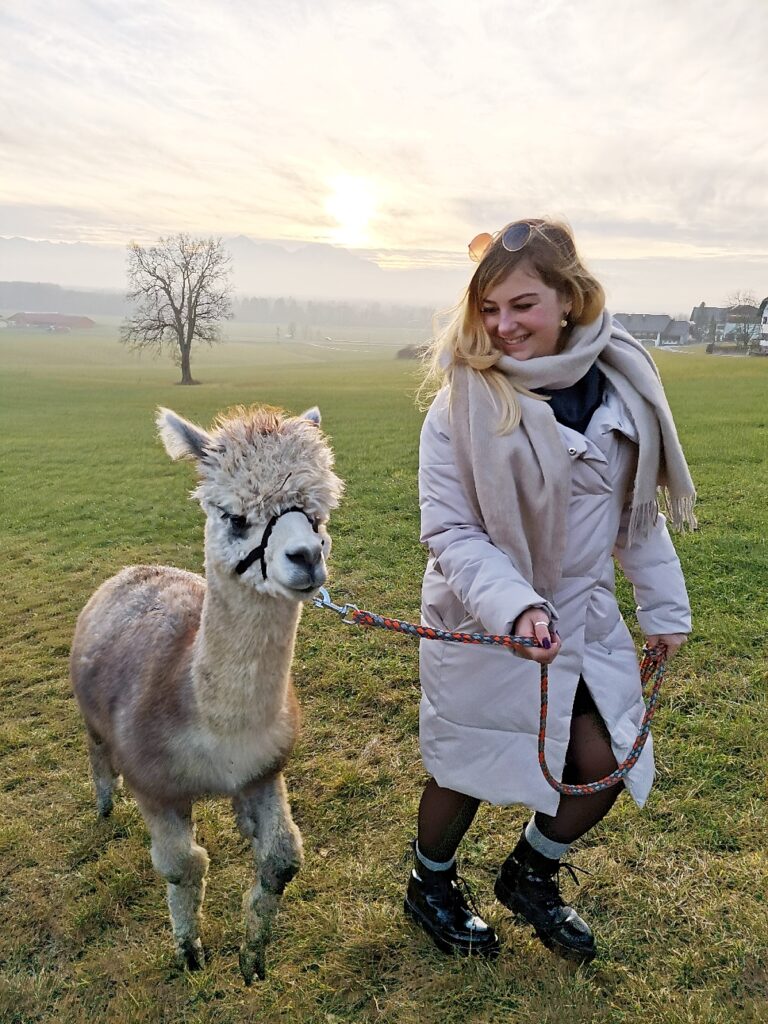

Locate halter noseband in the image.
[234,507,319,579]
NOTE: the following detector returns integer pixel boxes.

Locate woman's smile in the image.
[498,333,531,351]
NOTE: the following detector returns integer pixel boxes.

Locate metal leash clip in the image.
[313,586,359,624]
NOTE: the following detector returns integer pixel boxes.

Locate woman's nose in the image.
[497,309,518,337]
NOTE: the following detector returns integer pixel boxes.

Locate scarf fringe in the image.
[627,499,660,546]
[662,490,698,533]
[628,492,697,546]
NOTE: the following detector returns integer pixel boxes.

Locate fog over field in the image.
[1,234,766,317]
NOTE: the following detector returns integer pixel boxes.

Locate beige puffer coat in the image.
[418,381,691,815]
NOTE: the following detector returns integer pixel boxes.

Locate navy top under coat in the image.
[533,362,605,435]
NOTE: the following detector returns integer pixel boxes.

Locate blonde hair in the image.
[419,219,605,433]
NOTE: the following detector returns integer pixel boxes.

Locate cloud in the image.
[0,0,765,304]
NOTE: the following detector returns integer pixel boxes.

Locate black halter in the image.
[234,507,318,579]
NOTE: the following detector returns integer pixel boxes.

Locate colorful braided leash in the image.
[313,586,667,797]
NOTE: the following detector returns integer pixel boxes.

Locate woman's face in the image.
[480,264,571,360]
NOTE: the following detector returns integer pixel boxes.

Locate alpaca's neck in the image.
[191,566,301,734]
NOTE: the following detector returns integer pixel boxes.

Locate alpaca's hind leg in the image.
[138,799,210,970]
[86,732,122,817]
[233,772,303,984]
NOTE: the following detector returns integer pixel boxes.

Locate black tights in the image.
[417,679,623,862]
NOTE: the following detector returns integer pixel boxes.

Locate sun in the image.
[325,175,377,247]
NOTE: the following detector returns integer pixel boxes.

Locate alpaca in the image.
[70,403,343,983]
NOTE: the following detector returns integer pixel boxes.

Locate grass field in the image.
[1,326,766,1023]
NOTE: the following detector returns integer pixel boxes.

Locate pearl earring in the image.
[560,317,568,328]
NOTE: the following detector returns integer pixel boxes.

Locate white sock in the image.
[525,817,571,861]
[415,841,455,873]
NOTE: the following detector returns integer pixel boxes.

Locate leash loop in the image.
[313,586,667,797]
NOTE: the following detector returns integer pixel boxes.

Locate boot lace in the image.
[453,872,484,921]
[539,861,592,908]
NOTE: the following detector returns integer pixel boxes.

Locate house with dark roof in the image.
[614,313,692,346]
[661,319,693,345]
[6,312,96,330]
[689,299,768,349]
[689,303,728,342]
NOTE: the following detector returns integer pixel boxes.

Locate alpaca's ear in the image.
[300,406,321,426]
[156,407,214,462]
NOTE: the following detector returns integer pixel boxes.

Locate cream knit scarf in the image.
[449,310,697,603]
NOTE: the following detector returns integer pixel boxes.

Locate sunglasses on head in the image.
[468,220,558,263]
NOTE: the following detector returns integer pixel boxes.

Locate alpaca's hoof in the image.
[96,777,122,817]
[239,943,266,985]
[177,938,205,971]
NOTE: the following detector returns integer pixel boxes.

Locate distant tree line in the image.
[233,296,435,330]
[0,281,436,332]
[0,281,130,315]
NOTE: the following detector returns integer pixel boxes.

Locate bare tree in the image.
[121,234,233,384]
[724,290,761,353]
[726,288,758,309]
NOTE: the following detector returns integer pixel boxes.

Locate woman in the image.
[404,218,695,962]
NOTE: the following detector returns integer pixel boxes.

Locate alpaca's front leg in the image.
[139,799,210,970]
[233,773,303,983]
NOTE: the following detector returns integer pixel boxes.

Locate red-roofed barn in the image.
[6,312,95,331]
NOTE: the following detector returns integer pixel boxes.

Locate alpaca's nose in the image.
[286,544,323,573]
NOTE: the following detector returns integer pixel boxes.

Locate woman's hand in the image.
[645,633,688,659]
[512,608,561,664]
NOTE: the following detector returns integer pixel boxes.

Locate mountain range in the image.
[0,234,469,307]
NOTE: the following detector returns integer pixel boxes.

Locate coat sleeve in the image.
[613,503,692,636]
[419,397,555,636]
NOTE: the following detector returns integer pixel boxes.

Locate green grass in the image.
[1,328,766,1023]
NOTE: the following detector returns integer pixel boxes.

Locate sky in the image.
[1,0,766,312]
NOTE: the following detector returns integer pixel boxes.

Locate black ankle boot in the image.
[494,831,596,962]
[404,844,500,957]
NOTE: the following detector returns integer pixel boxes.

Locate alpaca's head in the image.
[157,404,344,600]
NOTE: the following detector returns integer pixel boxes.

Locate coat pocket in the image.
[420,640,542,733]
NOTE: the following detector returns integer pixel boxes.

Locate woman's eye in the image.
[481,307,497,315]
[514,303,533,311]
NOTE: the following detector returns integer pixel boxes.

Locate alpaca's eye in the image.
[217,507,249,534]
